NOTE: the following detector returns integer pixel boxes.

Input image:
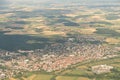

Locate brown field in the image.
[105,38,120,44]
[9,78,16,80]
[77,77,90,80]
[78,28,96,34]
[65,13,78,17]
[56,76,89,80]
[42,31,66,36]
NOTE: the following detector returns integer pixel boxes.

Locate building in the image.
[92,64,113,74]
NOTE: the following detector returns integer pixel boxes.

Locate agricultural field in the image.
[0,6,120,51]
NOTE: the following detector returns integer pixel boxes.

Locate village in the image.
[0,36,119,79]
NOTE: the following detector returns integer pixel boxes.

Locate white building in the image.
[92,64,113,74]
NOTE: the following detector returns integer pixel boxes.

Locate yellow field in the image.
[42,31,66,36]
[26,74,53,80]
[105,38,120,44]
[11,74,53,80]
[56,76,89,80]
[9,78,16,80]
[79,28,96,34]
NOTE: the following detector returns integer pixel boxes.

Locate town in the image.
[0,36,119,79]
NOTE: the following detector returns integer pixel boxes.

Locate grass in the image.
[56,76,89,80]
[13,74,53,80]
[95,28,120,37]
[63,69,89,76]
[26,74,53,80]
[56,76,78,80]
[14,72,54,80]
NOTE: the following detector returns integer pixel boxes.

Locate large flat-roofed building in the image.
[92,64,113,74]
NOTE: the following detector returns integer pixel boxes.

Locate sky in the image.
[0,0,9,5]
[0,0,50,5]
[0,0,49,8]
[1,0,120,4]
[0,0,120,8]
